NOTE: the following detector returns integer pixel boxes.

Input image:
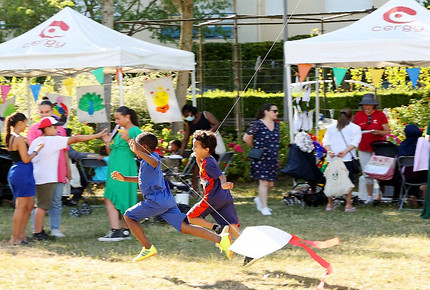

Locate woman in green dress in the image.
[99,106,142,241]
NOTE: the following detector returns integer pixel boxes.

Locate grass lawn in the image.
[0,178,429,289]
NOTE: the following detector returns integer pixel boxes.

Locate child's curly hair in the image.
[135,132,158,152]
[192,130,217,154]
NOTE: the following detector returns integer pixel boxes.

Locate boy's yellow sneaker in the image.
[133,245,157,262]
[216,226,233,259]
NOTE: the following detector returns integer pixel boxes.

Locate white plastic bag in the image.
[215,131,226,155]
[324,158,354,197]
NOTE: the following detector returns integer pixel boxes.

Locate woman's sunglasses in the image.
[367,115,372,124]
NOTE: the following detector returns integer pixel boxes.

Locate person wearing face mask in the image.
[354,94,390,205]
[179,105,220,191]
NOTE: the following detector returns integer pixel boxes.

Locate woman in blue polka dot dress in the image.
[243,103,280,216]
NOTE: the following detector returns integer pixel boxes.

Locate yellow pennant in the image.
[62,78,74,95]
[369,69,384,88]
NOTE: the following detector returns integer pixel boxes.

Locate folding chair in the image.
[79,158,108,196]
[397,156,427,211]
[217,151,234,175]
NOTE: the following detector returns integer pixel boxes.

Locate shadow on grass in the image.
[163,276,252,289]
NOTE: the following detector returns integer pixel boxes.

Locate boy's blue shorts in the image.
[125,191,187,232]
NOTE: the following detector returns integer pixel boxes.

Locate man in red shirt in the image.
[354,94,390,204]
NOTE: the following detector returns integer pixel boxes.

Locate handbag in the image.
[339,130,361,174]
[324,158,354,197]
[247,147,264,160]
[364,154,396,180]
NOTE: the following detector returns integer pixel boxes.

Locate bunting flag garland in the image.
[30,84,42,102]
[62,77,74,95]
[298,63,312,82]
[332,67,348,87]
[0,85,11,103]
[92,67,104,85]
[368,69,384,88]
[143,76,182,123]
[406,67,421,88]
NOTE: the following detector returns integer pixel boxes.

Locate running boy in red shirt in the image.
[187,130,241,240]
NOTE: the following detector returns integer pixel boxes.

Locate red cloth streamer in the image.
[289,235,340,289]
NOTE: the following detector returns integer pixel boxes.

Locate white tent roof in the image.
[285,0,430,67]
[0,7,195,77]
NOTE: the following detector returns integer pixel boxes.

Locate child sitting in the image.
[93,145,109,181]
[111,132,233,262]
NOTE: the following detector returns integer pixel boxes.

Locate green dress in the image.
[104,126,141,214]
[420,122,430,219]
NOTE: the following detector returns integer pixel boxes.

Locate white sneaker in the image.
[254,197,263,211]
[50,229,66,238]
[260,207,272,216]
[364,196,374,205]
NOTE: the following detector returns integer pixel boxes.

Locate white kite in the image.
[230,226,340,289]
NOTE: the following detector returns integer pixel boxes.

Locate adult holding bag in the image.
[243,103,280,216]
[322,108,362,212]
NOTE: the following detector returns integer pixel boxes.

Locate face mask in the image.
[185,116,195,122]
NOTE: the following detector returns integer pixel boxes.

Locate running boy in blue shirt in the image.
[187,130,241,239]
[111,132,233,262]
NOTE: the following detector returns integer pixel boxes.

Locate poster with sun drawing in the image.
[143,76,182,123]
[0,97,16,133]
[46,93,71,126]
[76,85,108,123]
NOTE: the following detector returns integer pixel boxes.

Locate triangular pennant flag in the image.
[332,67,348,87]
[30,84,42,102]
[406,67,421,88]
[116,68,124,85]
[368,69,384,88]
[298,63,312,82]
[0,85,11,103]
[62,77,74,95]
[92,67,104,85]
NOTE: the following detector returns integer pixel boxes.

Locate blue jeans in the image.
[48,183,65,230]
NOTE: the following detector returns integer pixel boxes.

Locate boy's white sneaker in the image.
[254,197,263,211]
[260,207,272,216]
[50,229,66,238]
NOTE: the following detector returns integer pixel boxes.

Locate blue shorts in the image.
[188,198,239,227]
[125,190,187,232]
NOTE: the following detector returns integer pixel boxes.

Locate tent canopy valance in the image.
[0,7,195,77]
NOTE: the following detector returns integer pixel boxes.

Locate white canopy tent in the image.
[284,0,430,140]
[0,7,196,116]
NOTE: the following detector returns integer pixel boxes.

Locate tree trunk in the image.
[101,0,114,132]
[171,0,194,133]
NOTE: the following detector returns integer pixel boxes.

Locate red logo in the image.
[39,21,70,38]
[383,6,416,24]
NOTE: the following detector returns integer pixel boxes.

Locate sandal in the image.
[345,207,356,212]
[325,205,333,212]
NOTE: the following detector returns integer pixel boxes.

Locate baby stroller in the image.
[281,143,327,207]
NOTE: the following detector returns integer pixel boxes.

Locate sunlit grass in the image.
[0,178,429,289]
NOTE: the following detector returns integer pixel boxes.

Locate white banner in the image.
[143,76,182,123]
[76,85,108,123]
[0,97,16,133]
[46,93,72,126]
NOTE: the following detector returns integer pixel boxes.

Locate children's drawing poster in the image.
[0,97,16,133]
[76,85,108,123]
[46,93,71,126]
[143,76,182,123]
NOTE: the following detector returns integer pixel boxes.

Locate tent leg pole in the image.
[191,70,197,107]
[286,64,294,143]
[26,78,31,126]
[118,68,123,106]
[315,67,320,138]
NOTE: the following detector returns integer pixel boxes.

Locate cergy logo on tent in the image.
[372,6,423,33]
[22,20,70,49]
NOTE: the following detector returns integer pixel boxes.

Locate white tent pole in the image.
[191,69,197,107]
[286,64,294,142]
[26,78,31,125]
[118,68,124,106]
[315,67,320,137]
